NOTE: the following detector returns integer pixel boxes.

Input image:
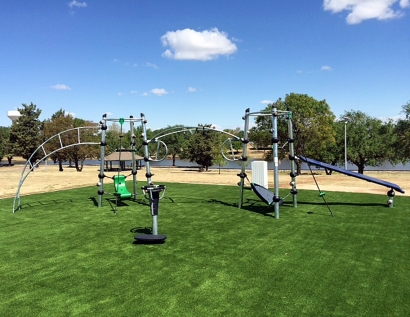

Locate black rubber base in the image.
[134,234,167,244]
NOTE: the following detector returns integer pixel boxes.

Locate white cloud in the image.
[261,100,274,104]
[130,91,138,95]
[68,1,87,8]
[161,28,237,61]
[401,0,410,8]
[51,84,71,90]
[145,62,158,69]
[187,87,196,93]
[117,92,123,96]
[150,88,168,96]
[321,65,332,71]
[323,0,410,24]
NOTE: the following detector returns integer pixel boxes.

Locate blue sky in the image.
[1,0,409,130]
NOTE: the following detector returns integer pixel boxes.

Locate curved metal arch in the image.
[151,125,243,162]
[13,126,100,213]
[152,126,241,142]
[145,139,168,162]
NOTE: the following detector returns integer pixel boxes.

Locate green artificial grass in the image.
[1,182,409,316]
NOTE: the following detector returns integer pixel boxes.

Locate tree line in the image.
[1,95,409,173]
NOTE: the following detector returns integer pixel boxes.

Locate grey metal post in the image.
[287,111,297,208]
[98,114,107,207]
[129,117,137,199]
[140,113,159,234]
[343,117,350,170]
[140,113,151,185]
[272,106,280,219]
[238,108,250,209]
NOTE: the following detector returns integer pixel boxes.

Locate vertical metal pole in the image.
[287,111,297,208]
[238,108,250,209]
[140,113,151,185]
[344,120,348,170]
[150,190,159,235]
[98,114,107,207]
[130,117,137,199]
[272,106,280,219]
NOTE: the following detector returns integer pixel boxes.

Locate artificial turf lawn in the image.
[1,182,409,316]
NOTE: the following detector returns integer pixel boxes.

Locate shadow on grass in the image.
[297,200,387,207]
[130,227,152,234]
[17,198,75,210]
[208,198,276,218]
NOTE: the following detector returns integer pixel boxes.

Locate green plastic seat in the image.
[113,175,132,199]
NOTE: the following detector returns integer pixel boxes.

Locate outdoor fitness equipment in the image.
[298,155,405,209]
[233,107,297,219]
[12,126,100,213]
[97,113,168,208]
[134,184,167,243]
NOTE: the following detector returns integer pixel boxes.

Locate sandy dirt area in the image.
[0,163,408,199]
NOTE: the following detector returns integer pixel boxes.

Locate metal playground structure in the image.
[12,107,405,222]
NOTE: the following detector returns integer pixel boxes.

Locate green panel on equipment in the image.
[113,175,132,199]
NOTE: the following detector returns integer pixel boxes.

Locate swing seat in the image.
[113,175,132,199]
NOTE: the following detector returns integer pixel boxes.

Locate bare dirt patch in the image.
[1,163,408,199]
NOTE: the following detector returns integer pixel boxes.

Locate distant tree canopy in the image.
[0,126,10,163]
[9,103,43,165]
[180,124,225,172]
[4,98,409,174]
[152,125,189,166]
[250,93,336,174]
[339,110,398,174]
[394,101,410,164]
[43,109,99,172]
[43,109,74,171]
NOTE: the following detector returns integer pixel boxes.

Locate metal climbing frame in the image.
[97,113,168,207]
[12,126,100,213]
[238,106,297,219]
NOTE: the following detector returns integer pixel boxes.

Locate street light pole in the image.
[343,117,350,170]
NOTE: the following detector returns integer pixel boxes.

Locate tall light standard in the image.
[342,116,350,170]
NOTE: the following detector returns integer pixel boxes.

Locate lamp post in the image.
[343,117,350,170]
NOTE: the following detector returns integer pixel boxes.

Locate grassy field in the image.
[1,183,409,316]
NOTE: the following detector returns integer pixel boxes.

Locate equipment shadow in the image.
[297,200,387,207]
[17,198,75,210]
[208,198,277,218]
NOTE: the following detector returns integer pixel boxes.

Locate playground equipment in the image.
[134,184,168,243]
[298,155,405,208]
[148,112,297,219]
[231,107,297,219]
[96,113,168,208]
[12,126,100,213]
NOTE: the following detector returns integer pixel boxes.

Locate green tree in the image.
[0,126,10,163]
[153,125,189,166]
[9,103,43,166]
[251,93,336,174]
[105,122,122,154]
[394,101,410,164]
[181,124,222,172]
[43,109,73,171]
[342,110,396,174]
[223,128,243,153]
[66,119,99,171]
